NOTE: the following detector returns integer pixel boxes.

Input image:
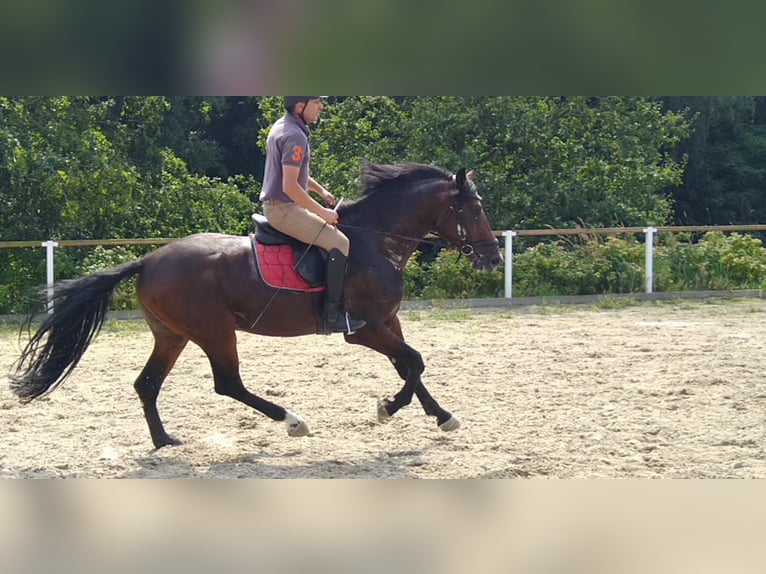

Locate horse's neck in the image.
[377,227,423,272]
[348,184,448,270]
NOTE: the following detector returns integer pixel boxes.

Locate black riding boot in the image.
[323,249,366,334]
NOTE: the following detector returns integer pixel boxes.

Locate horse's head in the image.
[435,169,504,272]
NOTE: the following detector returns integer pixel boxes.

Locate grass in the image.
[0,323,21,338]
[590,296,642,311]
[0,316,148,340]
[3,295,765,338]
[401,308,476,322]
[101,319,148,335]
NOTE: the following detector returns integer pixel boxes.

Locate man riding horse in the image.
[259,96,366,334]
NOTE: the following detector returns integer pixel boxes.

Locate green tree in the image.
[0,96,256,313]
[312,96,408,197]
[660,96,766,225]
[402,96,689,229]
[302,96,689,230]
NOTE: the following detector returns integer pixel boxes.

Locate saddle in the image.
[250,214,327,292]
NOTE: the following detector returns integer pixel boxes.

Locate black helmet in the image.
[284,96,326,109]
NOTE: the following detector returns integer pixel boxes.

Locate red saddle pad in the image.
[255,241,326,293]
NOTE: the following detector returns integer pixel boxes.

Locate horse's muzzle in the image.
[470,243,504,272]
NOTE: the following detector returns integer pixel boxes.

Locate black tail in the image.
[10,260,144,402]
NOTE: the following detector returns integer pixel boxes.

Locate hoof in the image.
[439,416,461,432]
[285,411,310,437]
[377,399,392,423]
[153,435,182,450]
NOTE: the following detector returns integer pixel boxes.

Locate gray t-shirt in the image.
[260,113,311,203]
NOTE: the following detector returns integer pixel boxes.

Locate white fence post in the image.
[504,230,516,299]
[644,227,657,294]
[42,240,59,313]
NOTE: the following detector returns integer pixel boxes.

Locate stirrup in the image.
[344,312,366,335]
[325,312,366,335]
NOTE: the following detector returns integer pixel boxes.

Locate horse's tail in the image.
[10,260,144,402]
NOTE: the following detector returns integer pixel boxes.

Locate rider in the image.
[259,96,366,335]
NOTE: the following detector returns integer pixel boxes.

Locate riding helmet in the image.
[284,96,326,109]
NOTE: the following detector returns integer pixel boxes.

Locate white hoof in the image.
[439,416,461,432]
[284,411,310,437]
[377,400,392,423]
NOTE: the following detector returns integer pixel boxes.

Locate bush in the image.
[404,249,504,299]
[656,232,766,291]
[0,250,46,314]
[512,236,645,297]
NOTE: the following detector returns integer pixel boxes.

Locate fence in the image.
[499,225,766,298]
[4,225,766,311]
[0,238,175,313]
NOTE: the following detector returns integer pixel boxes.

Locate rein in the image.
[339,193,498,266]
[250,175,498,331]
[338,223,443,246]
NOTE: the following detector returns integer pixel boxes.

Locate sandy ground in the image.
[1,300,764,479]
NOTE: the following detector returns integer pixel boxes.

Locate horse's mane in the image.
[360,161,452,196]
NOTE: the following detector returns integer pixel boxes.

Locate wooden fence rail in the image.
[0,238,176,249]
[491,224,766,238]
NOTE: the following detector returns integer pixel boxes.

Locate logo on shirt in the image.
[292,146,305,163]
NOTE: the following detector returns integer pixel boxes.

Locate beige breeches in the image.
[263,201,350,256]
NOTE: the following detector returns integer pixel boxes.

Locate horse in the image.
[10,162,504,449]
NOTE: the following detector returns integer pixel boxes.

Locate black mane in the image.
[360,162,452,196]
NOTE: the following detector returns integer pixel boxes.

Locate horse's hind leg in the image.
[200,330,310,437]
[134,329,189,449]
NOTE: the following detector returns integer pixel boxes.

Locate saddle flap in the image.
[294,247,327,287]
[252,214,328,286]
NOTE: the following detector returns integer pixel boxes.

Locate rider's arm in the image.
[283,165,337,225]
[307,176,335,206]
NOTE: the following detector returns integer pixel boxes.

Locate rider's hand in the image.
[321,208,339,226]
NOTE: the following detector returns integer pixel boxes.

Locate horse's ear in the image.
[455,169,467,188]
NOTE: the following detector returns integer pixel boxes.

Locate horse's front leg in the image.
[345,318,459,431]
[383,315,460,431]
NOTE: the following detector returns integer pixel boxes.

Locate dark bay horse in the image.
[10,162,503,449]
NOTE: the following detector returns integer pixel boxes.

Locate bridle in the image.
[433,182,500,264]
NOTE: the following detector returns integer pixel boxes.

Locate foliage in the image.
[4,95,766,312]
[511,236,646,296]
[254,97,689,229]
[312,96,408,198]
[404,249,504,300]
[0,250,42,314]
[80,247,141,310]
[656,232,766,291]
[0,97,255,242]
